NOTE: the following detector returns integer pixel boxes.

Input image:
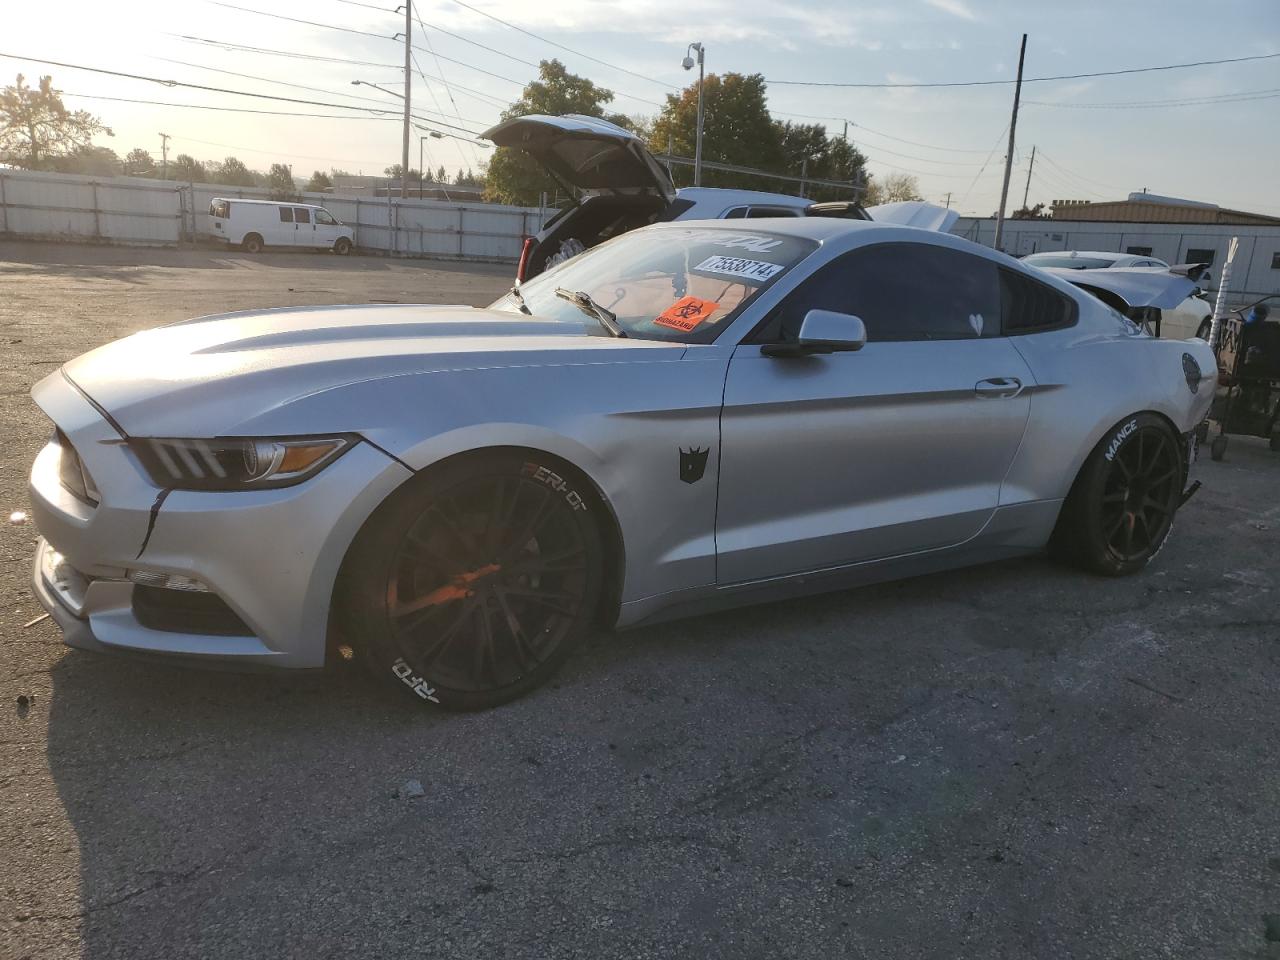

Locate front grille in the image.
[132,585,254,637]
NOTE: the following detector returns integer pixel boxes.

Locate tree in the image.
[650,72,787,191]
[266,163,296,199]
[454,167,484,187]
[383,164,421,181]
[435,164,447,183]
[484,59,627,206]
[774,121,867,202]
[122,147,155,177]
[170,153,207,182]
[863,172,923,205]
[216,156,257,187]
[305,170,332,192]
[0,74,112,169]
[50,145,120,176]
[1011,202,1046,219]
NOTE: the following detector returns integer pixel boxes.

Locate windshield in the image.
[1023,254,1118,270]
[491,226,818,343]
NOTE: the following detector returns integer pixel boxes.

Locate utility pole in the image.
[944,192,952,209]
[799,156,808,199]
[158,132,170,179]
[401,1,412,203]
[1021,144,1036,210]
[993,32,1027,252]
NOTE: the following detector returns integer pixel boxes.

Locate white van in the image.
[208,198,355,255]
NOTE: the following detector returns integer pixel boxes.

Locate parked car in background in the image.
[209,198,354,255]
[30,217,1213,710]
[1023,250,1213,340]
[484,113,958,281]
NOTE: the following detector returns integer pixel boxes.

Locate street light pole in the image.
[682,42,705,187]
[401,1,412,202]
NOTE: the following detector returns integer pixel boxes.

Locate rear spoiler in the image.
[1044,266,1196,310]
[1170,262,1212,284]
[804,201,871,220]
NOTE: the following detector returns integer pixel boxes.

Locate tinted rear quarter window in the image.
[278,206,294,222]
[1000,268,1078,334]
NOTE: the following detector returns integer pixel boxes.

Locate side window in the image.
[315,209,337,225]
[722,206,749,219]
[745,206,801,218]
[999,268,1078,334]
[278,206,294,222]
[751,242,1001,344]
[294,208,311,224]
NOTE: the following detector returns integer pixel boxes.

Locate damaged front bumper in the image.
[28,370,413,670]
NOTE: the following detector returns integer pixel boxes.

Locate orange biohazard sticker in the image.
[653,296,720,332]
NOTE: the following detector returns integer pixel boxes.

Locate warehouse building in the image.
[954,193,1280,303]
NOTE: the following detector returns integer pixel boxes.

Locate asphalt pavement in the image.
[1,242,1277,959]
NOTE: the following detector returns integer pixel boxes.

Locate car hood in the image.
[1042,267,1197,310]
[58,303,682,437]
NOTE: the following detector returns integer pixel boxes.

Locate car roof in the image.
[1028,250,1126,261]
[675,187,811,208]
[645,216,887,242]
[212,198,325,207]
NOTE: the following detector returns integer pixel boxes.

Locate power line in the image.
[957,126,1010,207]
[148,55,406,110]
[62,91,406,120]
[444,0,676,90]
[175,35,401,69]
[1024,87,1280,109]
[209,1,393,40]
[0,52,489,136]
[1034,150,1125,194]
[412,6,483,168]
[169,133,388,166]
[767,51,1280,88]
[176,34,510,108]
[328,0,395,11]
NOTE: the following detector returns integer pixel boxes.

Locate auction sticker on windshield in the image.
[654,296,720,332]
[693,255,785,283]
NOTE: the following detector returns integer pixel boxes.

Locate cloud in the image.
[923,0,977,20]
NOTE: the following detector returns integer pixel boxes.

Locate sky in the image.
[4,0,1279,216]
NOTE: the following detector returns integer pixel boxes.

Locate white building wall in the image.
[953,217,1280,304]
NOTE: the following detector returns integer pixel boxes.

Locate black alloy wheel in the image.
[1097,424,1180,564]
[1051,413,1184,576]
[342,452,603,710]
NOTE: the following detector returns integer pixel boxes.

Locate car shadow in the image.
[44,544,1217,956]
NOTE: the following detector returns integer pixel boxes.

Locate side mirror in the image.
[762,309,866,357]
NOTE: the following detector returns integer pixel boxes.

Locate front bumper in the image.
[29,371,413,669]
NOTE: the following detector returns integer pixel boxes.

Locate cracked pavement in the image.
[2,243,1278,959]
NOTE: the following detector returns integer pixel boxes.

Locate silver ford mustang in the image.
[29,218,1216,709]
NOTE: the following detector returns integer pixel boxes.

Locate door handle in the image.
[975,377,1023,399]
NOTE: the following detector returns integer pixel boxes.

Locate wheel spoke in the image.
[500,486,556,561]
[494,587,540,672]
[502,585,579,618]
[1122,513,1136,555]
[415,596,481,668]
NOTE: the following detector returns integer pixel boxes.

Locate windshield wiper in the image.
[508,284,532,315]
[554,287,626,338]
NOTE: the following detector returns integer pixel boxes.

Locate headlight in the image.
[128,435,356,490]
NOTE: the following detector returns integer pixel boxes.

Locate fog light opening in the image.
[128,570,212,593]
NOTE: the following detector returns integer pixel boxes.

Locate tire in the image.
[333,237,352,256]
[1194,421,1210,444]
[339,451,604,711]
[242,234,264,254]
[1051,414,1183,576]
[1210,435,1227,461]
[1195,318,1212,341]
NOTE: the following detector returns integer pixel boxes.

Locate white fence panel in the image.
[1,169,546,262]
